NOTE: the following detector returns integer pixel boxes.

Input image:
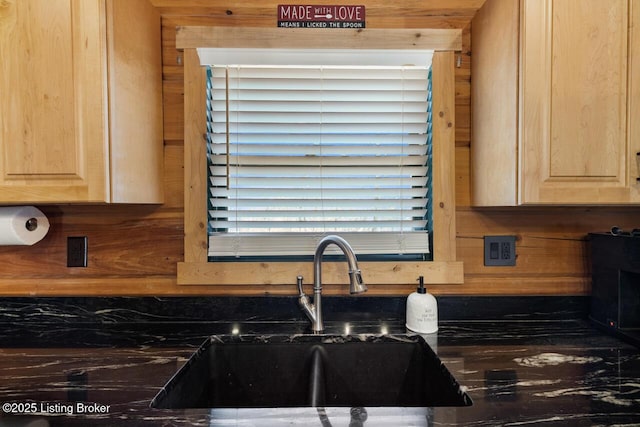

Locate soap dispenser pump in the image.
[406,276,438,333]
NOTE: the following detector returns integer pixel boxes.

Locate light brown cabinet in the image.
[0,0,163,203]
[471,0,640,205]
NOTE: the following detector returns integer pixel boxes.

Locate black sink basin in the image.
[151,334,472,409]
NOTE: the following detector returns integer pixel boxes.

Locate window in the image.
[202,49,433,258]
[177,27,462,288]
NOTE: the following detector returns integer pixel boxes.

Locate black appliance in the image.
[589,232,640,348]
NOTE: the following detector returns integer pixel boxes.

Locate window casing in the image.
[176,27,462,289]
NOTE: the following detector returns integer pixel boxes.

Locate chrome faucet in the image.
[297,235,367,333]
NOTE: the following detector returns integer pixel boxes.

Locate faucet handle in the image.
[296,275,317,325]
[296,275,305,296]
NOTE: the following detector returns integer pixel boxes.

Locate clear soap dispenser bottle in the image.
[406,276,438,333]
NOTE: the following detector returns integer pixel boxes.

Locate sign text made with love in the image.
[278,5,366,28]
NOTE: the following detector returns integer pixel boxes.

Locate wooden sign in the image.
[277,5,366,28]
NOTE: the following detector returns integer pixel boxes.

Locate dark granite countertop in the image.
[0,296,638,426]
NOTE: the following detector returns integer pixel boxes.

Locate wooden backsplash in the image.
[1,0,639,296]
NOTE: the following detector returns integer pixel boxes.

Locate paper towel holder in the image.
[0,205,50,246]
[26,217,38,231]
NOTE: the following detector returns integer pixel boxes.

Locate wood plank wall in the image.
[1,0,639,296]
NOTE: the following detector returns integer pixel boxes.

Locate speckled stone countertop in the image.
[0,296,638,426]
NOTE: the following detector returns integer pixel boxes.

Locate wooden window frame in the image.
[176,27,463,292]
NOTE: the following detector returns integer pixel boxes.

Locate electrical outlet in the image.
[484,235,516,266]
[67,236,88,267]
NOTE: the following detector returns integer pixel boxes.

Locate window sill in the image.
[177,260,463,287]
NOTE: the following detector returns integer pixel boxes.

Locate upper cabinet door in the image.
[520,0,638,204]
[0,0,108,202]
[631,0,640,197]
[472,0,639,205]
[0,0,163,204]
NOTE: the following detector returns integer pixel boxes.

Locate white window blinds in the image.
[202,49,433,257]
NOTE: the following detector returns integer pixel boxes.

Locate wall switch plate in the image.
[484,235,516,266]
[67,236,88,267]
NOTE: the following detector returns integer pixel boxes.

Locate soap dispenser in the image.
[406,276,438,333]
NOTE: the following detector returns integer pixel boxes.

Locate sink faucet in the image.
[297,235,367,333]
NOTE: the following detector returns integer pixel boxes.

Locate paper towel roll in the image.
[0,206,50,245]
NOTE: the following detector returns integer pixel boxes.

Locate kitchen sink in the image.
[150,334,472,409]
